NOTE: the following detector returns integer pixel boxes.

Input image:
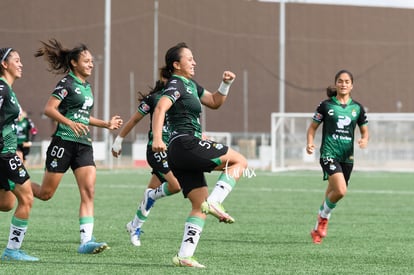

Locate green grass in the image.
[1,169,414,274]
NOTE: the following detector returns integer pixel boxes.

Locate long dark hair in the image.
[335,69,353,84]
[137,69,170,102]
[34,38,89,75]
[159,42,189,81]
[0,47,15,76]
[326,85,337,98]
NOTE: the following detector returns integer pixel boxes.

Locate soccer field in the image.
[1,169,413,274]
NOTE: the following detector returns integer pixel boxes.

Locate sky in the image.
[258,0,414,9]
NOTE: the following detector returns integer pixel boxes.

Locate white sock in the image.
[208,180,233,204]
[151,182,170,200]
[7,224,27,250]
[178,217,204,258]
[79,218,94,244]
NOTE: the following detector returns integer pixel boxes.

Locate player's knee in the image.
[35,191,53,201]
[0,202,15,212]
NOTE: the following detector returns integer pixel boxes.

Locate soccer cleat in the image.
[140,189,155,216]
[310,230,322,244]
[172,254,206,268]
[316,215,329,238]
[201,201,235,224]
[126,221,142,246]
[78,240,109,254]
[1,248,39,261]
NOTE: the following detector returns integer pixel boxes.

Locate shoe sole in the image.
[201,202,235,224]
[173,256,205,268]
[92,244,110,254]
[310,230,322,244]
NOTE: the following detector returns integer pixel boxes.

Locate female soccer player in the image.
[111,73,181,247]
[0,47,39,261]
[31,39,122,254]
[15,109,38,165]
[306,69,369,244]
[152,42,247,268]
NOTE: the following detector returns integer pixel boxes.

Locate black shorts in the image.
[320,157,353,186]
[0,153,30,191]
[45,136,95,173]
[17,144,30,160]
[168,134,228,197]
[146,145,170,183]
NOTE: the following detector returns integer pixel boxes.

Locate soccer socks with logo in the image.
[151,182,172,200]
[319,197,337,219]
[132,182,173,228]
[79,217,94,244]
[7,216,28,250]
[207,173,236,204]
[178,216,205,258]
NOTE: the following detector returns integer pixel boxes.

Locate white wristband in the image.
[112,135,124,153]
[218,80,233,96]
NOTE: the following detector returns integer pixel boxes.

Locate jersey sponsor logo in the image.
[58,89,68,99]
[60,77,67,83]
[328,109,334,116]
[74,87,81,94]
[82,96,93,110]
[337,115,351,129]
[313,112,323,121]
[141,103,150,112]
[0,95,3,107]
[186,86,193,94]
[172,91,181,100]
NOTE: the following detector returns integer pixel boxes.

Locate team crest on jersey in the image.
[50,158,58,168]
[214,143,224,150]
[351,109,357,117]
[18,168,27,178]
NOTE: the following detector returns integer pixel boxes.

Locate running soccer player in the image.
[152,42,247,268]
[306,69,369,244]
[0,47,39,261]
[112,73,181,247]
[31,39,122,254]
[15,110,38,165]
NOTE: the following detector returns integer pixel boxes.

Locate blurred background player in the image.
[15,109,38,165]
[111,73,181,246]
[306,70,369,244]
